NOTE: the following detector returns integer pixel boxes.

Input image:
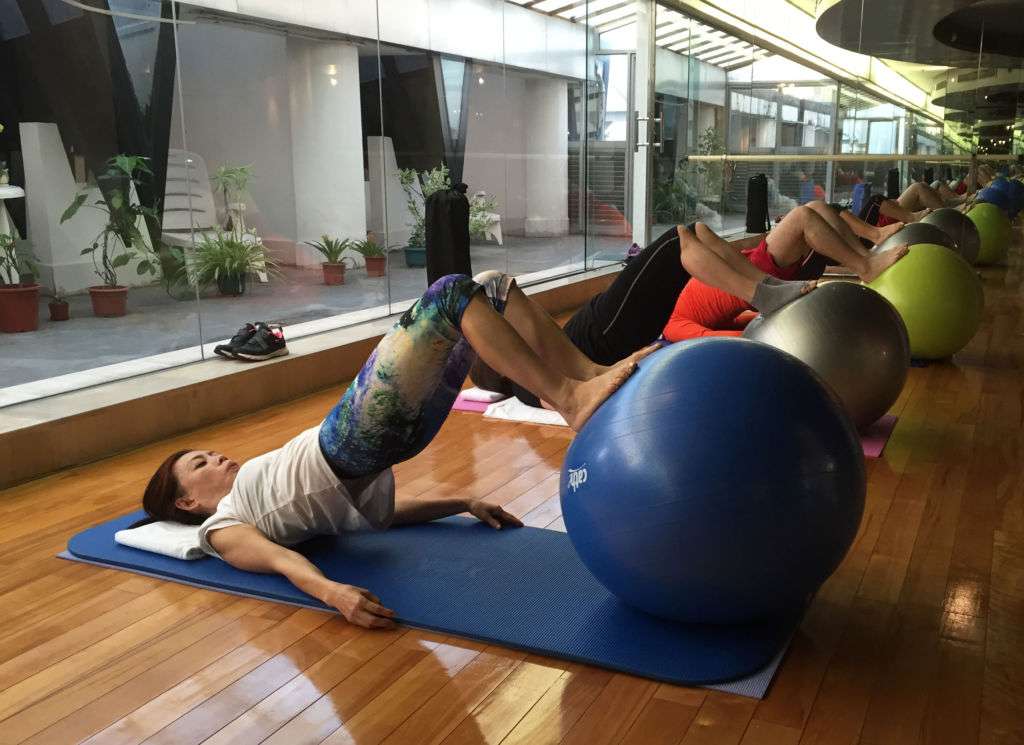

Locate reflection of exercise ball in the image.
[743,282,909,430]
[921,208,981,264]
[868,243,984,359]
[977,186,1014,216]
[560,339,865,624]
[874,222,957,256]
[967,203,1012,265]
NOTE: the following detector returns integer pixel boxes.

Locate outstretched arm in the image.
[208,524,396,628]
[393,497,522,529]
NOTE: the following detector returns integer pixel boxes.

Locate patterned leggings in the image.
[318,271,514,478]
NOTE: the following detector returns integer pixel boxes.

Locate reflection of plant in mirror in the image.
[188,231,277,286]
[399,164,449,248]
[399,165,500,245]
[0,234,39,286]
[652,168,699,225]
[469,193,498,239]
[350,238,386,258]
[696,126,726,199]
[304,235,356,264]
[210,164,254,227]
[60,155,161,287]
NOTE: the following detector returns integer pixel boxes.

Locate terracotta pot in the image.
[49,301,70,322]
[217,273,247,296]
[0,283,40,332]
[89,285,128,317]
[322,262,346,286]
[365,256,386,277]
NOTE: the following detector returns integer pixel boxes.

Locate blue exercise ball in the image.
[560,338,866,625]
[978,186,1014,216]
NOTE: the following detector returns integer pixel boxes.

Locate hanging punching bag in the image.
[425,182,472,285]
[746,174,771,233]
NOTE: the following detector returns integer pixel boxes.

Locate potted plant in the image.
[60,154,162,317]
[191,231,276,296]
[49,286,70,322]
[304,235,356,285]
[398,164,452,267]
[0,234,41,333]
[0,161,9,186]
[210,164,254,232]
[351,237,386,277]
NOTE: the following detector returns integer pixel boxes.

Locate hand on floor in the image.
[468,500,524,530]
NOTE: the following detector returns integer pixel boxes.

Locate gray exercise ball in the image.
[742,282,910,430]
[921,208,981,264]
[874,222,957,256]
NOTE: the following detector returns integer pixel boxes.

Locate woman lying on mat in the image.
[479,203,907,407]
[140,271,664,628]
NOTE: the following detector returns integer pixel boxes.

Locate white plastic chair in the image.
[162,150,268,284]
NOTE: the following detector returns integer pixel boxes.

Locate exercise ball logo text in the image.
[567,465,588,492]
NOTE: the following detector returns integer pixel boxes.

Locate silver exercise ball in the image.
[742,282,910,430]
[921,208,981,264]
[874,222,957,255]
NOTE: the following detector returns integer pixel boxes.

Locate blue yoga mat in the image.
[63,511,800,697]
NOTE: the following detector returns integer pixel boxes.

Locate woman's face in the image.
[172,450,239,517]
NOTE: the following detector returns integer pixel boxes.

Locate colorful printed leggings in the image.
[318,271,514,478]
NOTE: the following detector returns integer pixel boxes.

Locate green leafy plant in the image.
[469,193,498,239]
[50,286,69,304]
[399,164,500,245]
[349,237,385,258]
[187,231,277,287]
[399,164,450,247]
[210,164,254,212]
[696,126,726,199]
[304,235,356,264]
[60,154,161,287]
[0,234,39,286]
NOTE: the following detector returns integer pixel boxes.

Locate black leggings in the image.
[511,227,690,407]
[564,226,691,365]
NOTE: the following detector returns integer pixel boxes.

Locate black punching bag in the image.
[746,174,771,233]
[425,182,471,285]
[886,168,900,199]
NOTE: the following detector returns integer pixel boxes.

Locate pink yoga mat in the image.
[861,414,898,458]
[452,395,491,413]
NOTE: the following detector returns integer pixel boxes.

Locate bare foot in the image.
[559,362,639,431]
[911,208,932,222]
[585,343,660,380]
[862,243,909,283]
[876,221,905,243]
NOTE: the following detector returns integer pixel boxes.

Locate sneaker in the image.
[214,322,258,359]
[233,322,289,361]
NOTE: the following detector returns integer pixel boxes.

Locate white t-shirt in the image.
[198,426,395,558]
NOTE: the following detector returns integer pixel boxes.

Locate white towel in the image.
[115,521,204,560]
[484,397,568,427]
[459,386,508,403]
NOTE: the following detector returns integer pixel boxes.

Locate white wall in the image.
[170,23,298,240]
[180,0,589,80]
[287,39,367,266]
[461,72,528,235]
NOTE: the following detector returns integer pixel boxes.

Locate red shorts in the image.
[876,212,899,227]
[743,239,802,280]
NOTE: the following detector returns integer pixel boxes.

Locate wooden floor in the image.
[2,252,1023,745]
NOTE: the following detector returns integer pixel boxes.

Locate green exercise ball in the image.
[867,243,983,360]
[967,203,1012,265]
